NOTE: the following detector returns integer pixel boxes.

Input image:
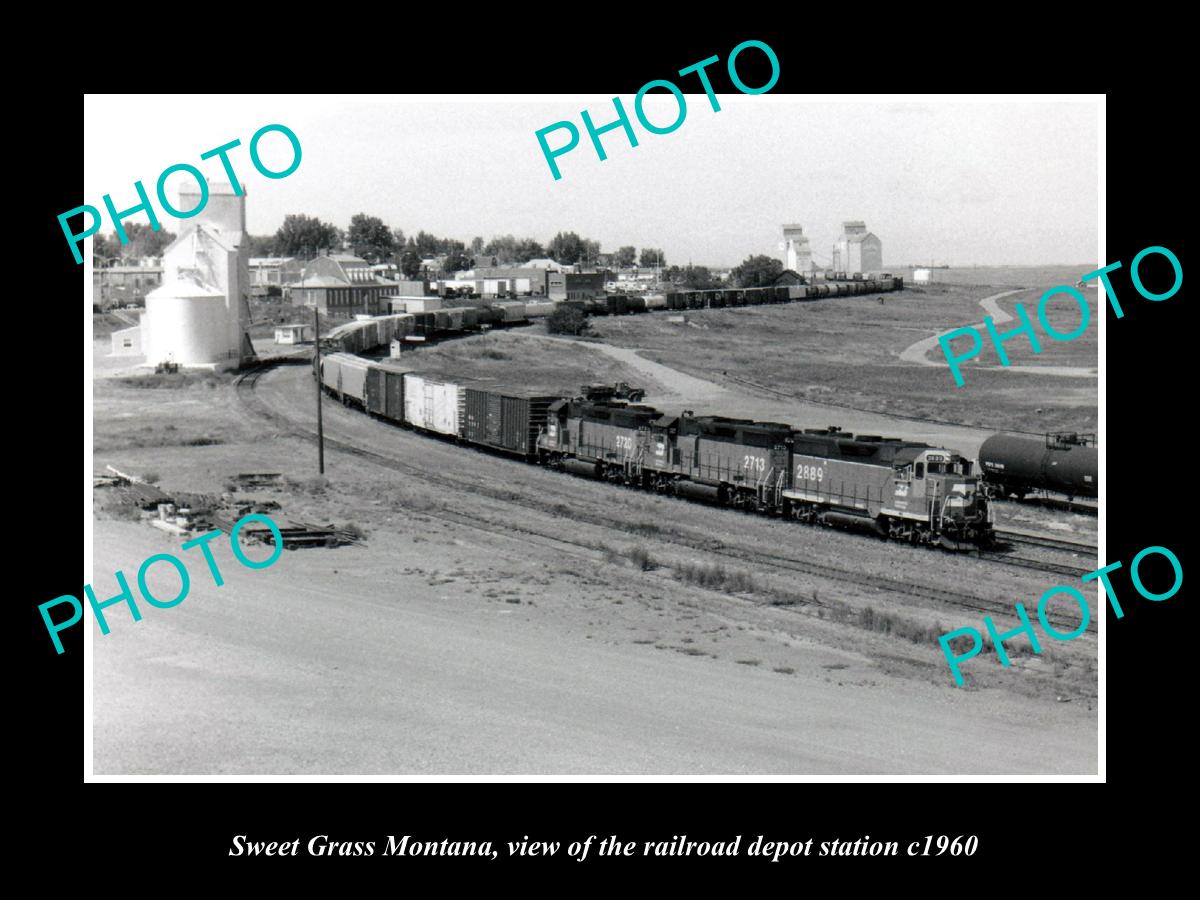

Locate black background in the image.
[24,19,1189,883]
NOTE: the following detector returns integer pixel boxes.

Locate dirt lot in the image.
[90,322,1098,775]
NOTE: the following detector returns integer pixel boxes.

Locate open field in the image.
[91,326,1098,775]
[585,271,1097,436]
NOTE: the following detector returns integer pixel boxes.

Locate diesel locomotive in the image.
[538,402,994,549]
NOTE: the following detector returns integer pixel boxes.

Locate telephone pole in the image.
[313,305,325,474]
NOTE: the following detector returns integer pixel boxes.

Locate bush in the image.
[141,471,161,484]
[546,305,590,336]
[672,561,757,594]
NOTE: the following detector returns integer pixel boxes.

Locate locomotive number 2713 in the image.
[743,455,766,472]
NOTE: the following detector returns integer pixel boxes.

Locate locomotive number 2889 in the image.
[796,464,824,482]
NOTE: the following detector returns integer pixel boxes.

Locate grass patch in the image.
[116,370,230,390]
[600,543,660,571]
[672,561,757,593]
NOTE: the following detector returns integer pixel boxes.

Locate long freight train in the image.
[317,352,993,550]
[323,278,905,354]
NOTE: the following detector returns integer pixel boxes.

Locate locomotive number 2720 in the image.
[615,435,634,450]
[796,464,824,482]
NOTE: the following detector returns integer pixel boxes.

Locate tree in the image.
[639,247,666,268]
[92,231,121,263]
[731,254,784,288]
[392,227,405,250]
[413,231,443,257]
[548,231,587,265]
[399,247,422,279]
[470,236,484,255]
[666,264,717,289]
[347,214,396,263]
[443,246,473,274]
[512,238,544,262]
[616,245,637,268]
[484,234,517,261]
[582,239,601,265]
[546,304,590,336]
[274,214,342,258]
[118,222,175,259]
[246,234,277,257]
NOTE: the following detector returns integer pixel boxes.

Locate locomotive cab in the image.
[897,449,993,548]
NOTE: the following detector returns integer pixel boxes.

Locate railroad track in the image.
[994,530,1097,556]
[234,363,1097,636]
[993,496,1098,517]
[974,552,1092,581]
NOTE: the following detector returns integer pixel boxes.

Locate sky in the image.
[83,95,1099,269]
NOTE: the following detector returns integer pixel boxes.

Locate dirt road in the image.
[899,289,1097,378]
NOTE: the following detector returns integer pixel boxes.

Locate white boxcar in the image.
[403,374,461,436]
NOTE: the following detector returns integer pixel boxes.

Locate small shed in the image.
[913,268,932,284]
[274,323,312,344]
[111,325,142,356]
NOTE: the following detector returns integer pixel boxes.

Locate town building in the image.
[93,260,163,307]
[286,253,399,315]
[548,270,606,301]
[248,257,300,294]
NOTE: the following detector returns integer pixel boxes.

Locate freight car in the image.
[537,403,993,549]
[978,432,1098,500]
[315,353,557,459]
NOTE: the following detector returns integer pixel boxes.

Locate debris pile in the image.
[93,468,363,550]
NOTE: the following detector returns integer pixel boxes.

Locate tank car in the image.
[978,432,1098,500]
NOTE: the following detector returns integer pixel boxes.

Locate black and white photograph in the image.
[81,92,1102,778]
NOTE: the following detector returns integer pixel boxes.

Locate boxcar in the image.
[364,362,410,422]
[461,386,559,458]
[625,296,648,314]
[403,373,460,436]
[321,353,370,406]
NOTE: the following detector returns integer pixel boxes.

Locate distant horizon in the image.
[89,231,1100,275]
[85,96,1099,268]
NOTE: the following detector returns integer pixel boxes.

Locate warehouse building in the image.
[548,270,606,301]
[470,266,551,296]
[831,221,883,274]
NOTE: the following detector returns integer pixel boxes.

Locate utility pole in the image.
[313,305,325,474]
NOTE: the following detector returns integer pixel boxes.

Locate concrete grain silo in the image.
[141,182,253,369]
